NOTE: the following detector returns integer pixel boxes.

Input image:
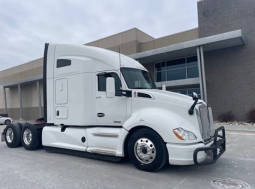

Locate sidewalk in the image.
[215,124,255,133]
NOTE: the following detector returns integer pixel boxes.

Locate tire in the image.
[21,124,40,150]
[5,124,21,148]
[4,119,11,125]
[128,128,168,172]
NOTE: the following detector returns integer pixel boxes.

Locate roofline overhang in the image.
[2,75,43,88]
[129,29,246,63]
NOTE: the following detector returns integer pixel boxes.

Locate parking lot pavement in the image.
[0,125,255,189]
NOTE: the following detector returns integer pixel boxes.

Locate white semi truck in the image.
[1,44,226,172]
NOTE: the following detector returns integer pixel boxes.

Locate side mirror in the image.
[106,77,115,98]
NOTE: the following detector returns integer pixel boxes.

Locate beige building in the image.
[1,0,255,121]
[0,59,44,120]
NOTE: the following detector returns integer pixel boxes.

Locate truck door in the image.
[96,72,127,125]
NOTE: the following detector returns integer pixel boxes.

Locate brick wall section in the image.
[198,0,255,120]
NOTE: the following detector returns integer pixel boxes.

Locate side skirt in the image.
[44,146,122,162]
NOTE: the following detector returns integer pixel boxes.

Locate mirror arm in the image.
[188,99,198,115]
[188,92,199,115]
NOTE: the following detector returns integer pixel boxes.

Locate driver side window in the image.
[98,73,122,92]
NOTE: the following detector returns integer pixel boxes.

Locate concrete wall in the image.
[0,58,43,120]
[139,28,199,52]
[0,107,44,121]
[0,81,44,120]
[86,28,154,55]
[0,58,43,86]
[198,0,255,120]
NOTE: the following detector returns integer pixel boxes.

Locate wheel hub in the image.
[142,148,148,154]
[134,138,156,164]
[6,128,13,143]
[23,129,32,145]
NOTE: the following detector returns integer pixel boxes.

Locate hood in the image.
[133,89,196,108]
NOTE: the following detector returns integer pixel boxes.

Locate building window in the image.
[171,88,201,99]
[187,57,199,78]
[155,56,199,82]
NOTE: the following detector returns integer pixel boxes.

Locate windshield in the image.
[121,68,157,89]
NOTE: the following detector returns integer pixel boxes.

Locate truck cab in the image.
[2,44,226,172]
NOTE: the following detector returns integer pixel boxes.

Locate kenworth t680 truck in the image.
[1,44,226,172]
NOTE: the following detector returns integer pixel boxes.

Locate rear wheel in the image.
[5,124,21,148]
[128,128,168,172]
[21,124,40,150]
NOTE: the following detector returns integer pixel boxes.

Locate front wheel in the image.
[128,128,168,172]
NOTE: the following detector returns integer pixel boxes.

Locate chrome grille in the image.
[196,104,214,141]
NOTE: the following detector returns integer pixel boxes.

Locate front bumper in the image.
[166,126,226,166]
[193,126,226,166]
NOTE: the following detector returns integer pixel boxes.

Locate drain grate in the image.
[211,178,250,189]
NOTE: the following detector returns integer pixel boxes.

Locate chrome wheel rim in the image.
[6,128,14,143]
[23,129,32,145]
[134,138,156,164]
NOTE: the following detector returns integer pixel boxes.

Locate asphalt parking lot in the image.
[0,125,255,189]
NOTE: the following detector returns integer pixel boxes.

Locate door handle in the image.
[57,110,59,116]
[97,113,105,117]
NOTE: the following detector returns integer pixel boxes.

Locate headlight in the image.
[173,128,197,140]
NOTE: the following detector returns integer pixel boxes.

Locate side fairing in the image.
[46,44,56,124]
